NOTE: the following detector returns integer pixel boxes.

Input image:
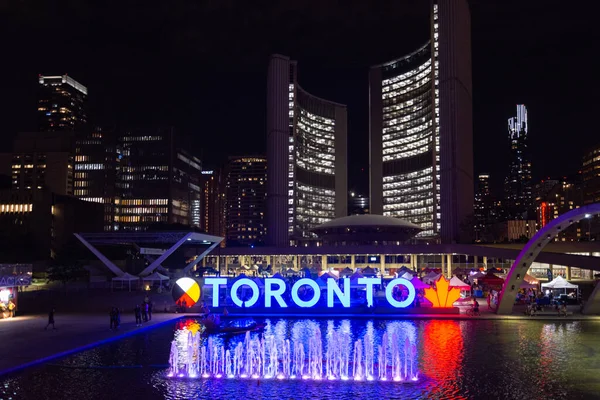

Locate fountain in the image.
[168,323,419,382]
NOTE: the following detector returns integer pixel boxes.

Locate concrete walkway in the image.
[0,312,183,377]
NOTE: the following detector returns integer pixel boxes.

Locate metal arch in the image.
[496,203,600,315]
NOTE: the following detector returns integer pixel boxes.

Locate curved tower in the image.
[267,55,347,247]
[369,0,473,243]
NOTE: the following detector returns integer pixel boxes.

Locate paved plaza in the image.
[0,312,183,376]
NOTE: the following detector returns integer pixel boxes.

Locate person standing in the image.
[109,307,116,330]
[7,300,15,318]
[142,302,148,322]
[135,305,142,326]
[45,308,56,330]
[148,301,153,321]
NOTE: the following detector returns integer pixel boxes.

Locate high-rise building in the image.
[267,54,348,247]
[474,174,492,241]
[369,0,473,243]
[115,128,202,231]
[202,170,226,244]
[38,75,88,132]
[5,131,75,196]
[582,145,600,205]
[535,177,583,241]
[202,169,226,244]
[225,157,267,247]
[74,127,118,231]
[504,104,533,219]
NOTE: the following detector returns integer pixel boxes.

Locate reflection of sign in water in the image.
[172,278,201,307]
[424,276,460,307]
[204,277,416,309]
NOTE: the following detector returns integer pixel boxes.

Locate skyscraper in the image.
[38,75,88,132]
[115,128,202,231]
[225,156,267,247]
[369,0,473,243]
[74,127,118,231]
[474,174,492,241]
[504,104,533,219]
[267,54,348,247]
[582,145,600,205]
[202,169,226,244]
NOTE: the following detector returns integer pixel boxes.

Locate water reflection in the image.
[421,320,465,398]
[2,319,600,400]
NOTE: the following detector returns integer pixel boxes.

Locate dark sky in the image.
[1,0,598,196]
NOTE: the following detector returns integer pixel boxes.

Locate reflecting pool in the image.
[2,318,600,399]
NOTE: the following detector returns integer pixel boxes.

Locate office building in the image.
[202,170,226,246]
[3,131,75,196]
[225,157,267,247]
[369,0,473,243]
[74,127,118,231]
[582,145,600,205]
[116,128,202,231]
[504,104,533,219]
[267,54,348,247]
[474,174,492,241]
[536,177,584,242]
[38,75,88,132]
[0,189,103,265]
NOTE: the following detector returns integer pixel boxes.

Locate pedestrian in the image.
[148,301,153,321]
[45,308,56,330]
[7,300,15,318]
[135,304,142,326]
[109,307,116,330]
[115,307,121,329]
[142,302,148,322]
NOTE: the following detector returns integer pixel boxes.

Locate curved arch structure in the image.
[497,203,600,315]
[266,54,348,247]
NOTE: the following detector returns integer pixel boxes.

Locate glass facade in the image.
[376,31,439,238]
[288,67,342,242]
[225,157,267,246]
[38,75,87,132]
[504,104,533,219]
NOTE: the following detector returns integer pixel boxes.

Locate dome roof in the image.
[315,214,423,230]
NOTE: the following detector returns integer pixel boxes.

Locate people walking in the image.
[142,302,148,322]
[7,300,15,318]
[45,308,56,330]
[148,301,153,321]
[135,305,142,326]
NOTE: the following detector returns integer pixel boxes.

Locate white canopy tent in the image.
[112,272,140,292]
[143,272,170,282]
[542,276,578,292]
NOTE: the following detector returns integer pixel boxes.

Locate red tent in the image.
[479,272,504,286]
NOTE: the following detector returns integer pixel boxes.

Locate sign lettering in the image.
[203,277,416,309]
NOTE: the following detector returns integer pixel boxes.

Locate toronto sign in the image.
[203,277,416,309]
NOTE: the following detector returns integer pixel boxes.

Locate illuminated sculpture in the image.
[424,276,460,307]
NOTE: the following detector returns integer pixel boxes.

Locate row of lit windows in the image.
[121,199,168,206]
[120,207,168,214]
[121,165,168,173]
[382,58,431,87]
[75,163,104,170]
[0,204,33,213]
[120,136,163,142]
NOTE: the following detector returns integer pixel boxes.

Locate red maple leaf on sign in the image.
[424,276,461,307]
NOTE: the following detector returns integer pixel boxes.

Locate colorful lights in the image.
[424,276,460,307]
[172,278,201,307]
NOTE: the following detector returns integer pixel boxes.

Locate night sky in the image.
[0,0,597,196]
